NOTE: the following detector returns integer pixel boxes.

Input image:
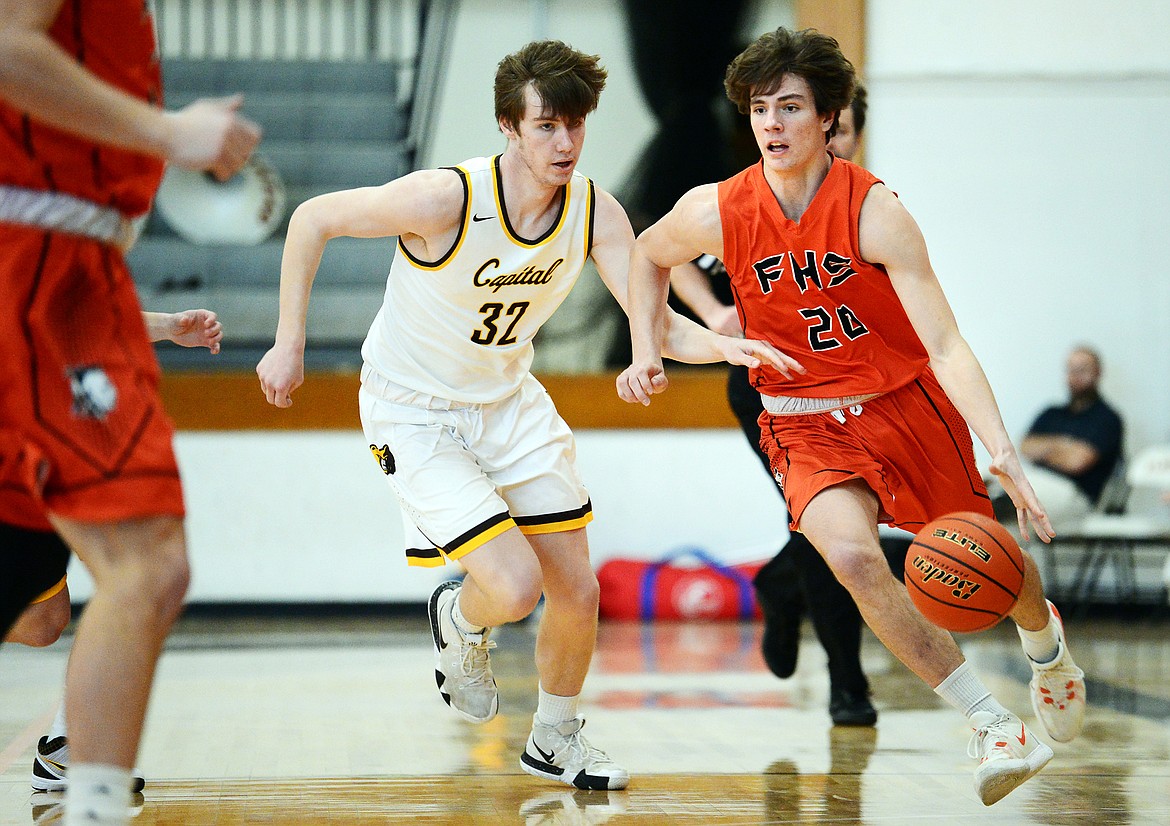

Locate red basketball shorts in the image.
[0,224,184,524]
[759,369,991,532]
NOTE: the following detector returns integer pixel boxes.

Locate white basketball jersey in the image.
[361,155,596,403]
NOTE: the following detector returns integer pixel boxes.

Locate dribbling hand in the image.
[988,452,1056,542]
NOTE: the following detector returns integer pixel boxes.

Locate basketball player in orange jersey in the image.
[258,40,787,792]
[619,27,1086,806]
[4,309,222,799]
[0,1,259,822]
[670,86,899,728]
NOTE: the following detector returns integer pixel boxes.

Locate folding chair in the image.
[1060,445,1170,611]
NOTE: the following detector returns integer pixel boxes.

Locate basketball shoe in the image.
[520,715,630,790]
[968,711,1053,805]
[32,736,146,793]
[1022,600,1086,743]
[428,580,498,723]
[752,551,803,679]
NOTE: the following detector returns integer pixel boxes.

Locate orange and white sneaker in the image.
[1024,601,1086,743]
[969,711,1053,805]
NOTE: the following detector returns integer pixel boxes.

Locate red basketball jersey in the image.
[0,0,165,217]
[719,158,929,398]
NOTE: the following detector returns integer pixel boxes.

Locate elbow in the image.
[288,199,333,242]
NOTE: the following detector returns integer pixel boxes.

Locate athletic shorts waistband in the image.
[0,185,140,251]
[360,363,486,411]
[760,391,881,415]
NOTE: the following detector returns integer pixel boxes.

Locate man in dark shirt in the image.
[996,346,1124,529]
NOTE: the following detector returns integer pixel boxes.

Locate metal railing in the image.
[154,0,418,62]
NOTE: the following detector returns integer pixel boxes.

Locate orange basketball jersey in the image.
[0,0,164,217]
[719,158,929,398]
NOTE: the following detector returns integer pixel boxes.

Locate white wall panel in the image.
[65,429,789,602]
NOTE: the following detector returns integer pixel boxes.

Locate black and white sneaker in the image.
[32,735,146,794]
[428,580,498,723]
[520,715,629,791]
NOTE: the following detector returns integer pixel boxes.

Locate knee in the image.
[105,520,190,625]
[546,569,600,618]
[486,566,544,622]
[823,540,894,595]
[6,595,71,647]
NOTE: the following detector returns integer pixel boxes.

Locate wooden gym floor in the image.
[2,609,1169,824]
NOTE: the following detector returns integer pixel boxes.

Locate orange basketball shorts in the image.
[759,369,991,532]
[0,224,184,524]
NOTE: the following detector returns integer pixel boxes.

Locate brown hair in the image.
[850,83,868,135]
[724,27,855,139]
[495,40,608,130]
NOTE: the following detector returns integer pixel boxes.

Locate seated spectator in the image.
[993,345,1124,531]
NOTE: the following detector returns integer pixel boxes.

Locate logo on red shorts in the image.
[67,366,118,420]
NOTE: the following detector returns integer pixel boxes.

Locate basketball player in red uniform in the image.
[619,27,1086,806]
[0,2,259,822]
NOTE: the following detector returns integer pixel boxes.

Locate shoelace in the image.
[556,723,615,769]
[966,714,1014,760]
[458,637,497,685]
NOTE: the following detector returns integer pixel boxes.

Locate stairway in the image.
[133,57,413,362]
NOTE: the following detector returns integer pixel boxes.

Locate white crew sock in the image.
[934,662,1012,720]
[65,763,132,826]
[1017,615,1061,665]
[451,591,486,637]
[536,685,580,726]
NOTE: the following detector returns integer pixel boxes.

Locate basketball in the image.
[904,512,1025,633]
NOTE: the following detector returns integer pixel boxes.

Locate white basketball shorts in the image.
[358,365,592,567]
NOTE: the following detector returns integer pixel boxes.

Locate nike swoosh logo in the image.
[1015,724,1027,746]
[43,758,67,772]
[534,743,556,763]
[472,214,494,222]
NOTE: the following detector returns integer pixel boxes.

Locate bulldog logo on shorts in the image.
[370,444,396,475]
[67,366,118,420]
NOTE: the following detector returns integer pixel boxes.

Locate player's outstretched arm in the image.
[143,310,223,353]
[0,1,260,180]
[860,184,1054,542]
[257,169,463,408]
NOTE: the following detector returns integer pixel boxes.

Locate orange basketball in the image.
[904,512,1024,633]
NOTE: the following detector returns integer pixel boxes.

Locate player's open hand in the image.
[617,359,669,406]
[256,345,304,409]
[165,95,262,181]
[719,337,806,379]
[167,309,223,353]
[988,452,1056,543]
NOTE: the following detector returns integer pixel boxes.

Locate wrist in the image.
[152,110,179,162]
[273,329,306,352]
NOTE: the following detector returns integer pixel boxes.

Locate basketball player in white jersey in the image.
[256,40,794,791]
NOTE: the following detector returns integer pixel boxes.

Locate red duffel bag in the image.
[597,547,766,621]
